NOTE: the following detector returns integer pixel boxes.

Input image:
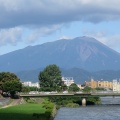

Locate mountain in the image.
[16,68,92,83]
[16,68,120,84]
[0,36,120,72]
[62,69,120,83]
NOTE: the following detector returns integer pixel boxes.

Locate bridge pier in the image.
[82,98,86,106]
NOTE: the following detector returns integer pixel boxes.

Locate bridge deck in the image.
[20,92,120,97]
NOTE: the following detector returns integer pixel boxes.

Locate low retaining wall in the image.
[0,98,10,107]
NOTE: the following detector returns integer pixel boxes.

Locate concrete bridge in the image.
[20,92,120,106]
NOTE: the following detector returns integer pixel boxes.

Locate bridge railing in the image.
[20,90,120,96]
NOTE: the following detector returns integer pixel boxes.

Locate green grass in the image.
[0,103,46,120]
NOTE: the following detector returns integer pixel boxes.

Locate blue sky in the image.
[0,0,120,55]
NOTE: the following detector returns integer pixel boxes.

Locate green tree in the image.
[3,80,22,97]
[0,72,21,97]
[95,87,105,91]
[82,86,92,93]
[61,84,68,91]
[0,72,19,81]
[22,86,39,93]
[39,64,64,91]
[22,86,30,93]
[68,83,80,92]
[0,72,20,90]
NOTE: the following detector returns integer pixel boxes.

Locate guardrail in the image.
[19,91,120,97]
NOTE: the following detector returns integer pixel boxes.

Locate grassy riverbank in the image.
[0,99,55,120]
[0,96,101,120]
[0,104,44,120]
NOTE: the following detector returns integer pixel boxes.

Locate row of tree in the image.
[39,64,102,93]
[0,64,91,98]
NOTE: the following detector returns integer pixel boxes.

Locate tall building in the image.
[113,79,120,92]
[62,77,74,86]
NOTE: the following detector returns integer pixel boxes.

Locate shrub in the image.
[66,103,79,108]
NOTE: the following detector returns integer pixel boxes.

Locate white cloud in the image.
[0,27,23,46]
[27,24,63,43]
[0,0,120,48]
[0,0,120,28]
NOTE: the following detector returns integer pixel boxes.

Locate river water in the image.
[54,97,120,120]
[54,106,120,120]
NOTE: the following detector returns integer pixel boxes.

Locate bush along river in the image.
[54,97,120,120]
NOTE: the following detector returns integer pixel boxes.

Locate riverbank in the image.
[0,97,56,120]
[0,103,46,120]
[0,96,101,120]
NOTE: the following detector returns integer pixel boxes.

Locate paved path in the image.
[10,99,22,106]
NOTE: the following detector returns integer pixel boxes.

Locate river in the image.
[54,97,120,120]
[54,105,120,120]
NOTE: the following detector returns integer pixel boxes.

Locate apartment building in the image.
[85,79,113,89]
[62,77,74,86]
[85,79,97,88]
[22,81,40,88]
[97,80,112,89]
[113,79,120,92]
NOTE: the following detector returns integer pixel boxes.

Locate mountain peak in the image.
[73,36,99,43]
[0,36,120,72]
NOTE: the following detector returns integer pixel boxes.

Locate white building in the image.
[22,81,40,88]
[113,79,120,92]
[62,77,74,86]
[77,84,85,90]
